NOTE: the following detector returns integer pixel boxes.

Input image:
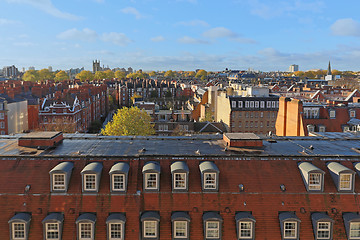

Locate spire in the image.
[327,61,332,75]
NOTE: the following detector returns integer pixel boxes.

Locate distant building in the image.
[0,96,28,135]
[93,60,101,73]
[48,66,52,72]
[28,66,35,70]
[325,61,335,81]
[289,64,299,72]
[2,65,19,78]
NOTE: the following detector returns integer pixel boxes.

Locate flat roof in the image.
[0,133,359,157]
[224,133,261,140]
[18,131,62,140]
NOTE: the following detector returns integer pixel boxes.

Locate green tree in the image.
[23,70,39,82]
[54,70,69,82]
[187,71,195,77]
[38,69,54,81]
[76,70,94,81]
[104,70,115,79]
[94,71,106,80]
[115,70,126,79]
[101,107,155,136]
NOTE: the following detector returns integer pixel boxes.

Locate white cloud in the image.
[0,18,20,25]
[57,28,98,41]
[101,32,133,46]
[331,18,360,37]
[121,7,144,19]
[13,42,35,47]
[178,36,209,44]
[245,0,325,19]
[176,19,209,27]
[6,0,81,20]
[203,27,237,39]
[93,0,104,3]
[150,36,165,42]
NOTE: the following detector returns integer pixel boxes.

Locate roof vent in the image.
[239,184,244,192]
[309,145,314,150]
[280,184,286,192]
[195,149,201,155]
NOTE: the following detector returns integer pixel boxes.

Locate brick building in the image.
[1,132,360,239]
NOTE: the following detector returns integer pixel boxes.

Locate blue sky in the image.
[1,0,360,72]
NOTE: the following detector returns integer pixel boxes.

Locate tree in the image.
[164,70,175,78]
[38,69,54,81]
[149,71,157,77]
[115,70,126,79]
[76,70,94,81]
[54,70,69,82]
[23,70,39,82]
[195,69,207,79]
[94,71,106,80]
[186,71,195,77]
[101,107,155,136]
[104,70,115,79]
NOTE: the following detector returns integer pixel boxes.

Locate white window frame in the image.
[350,110,356,118]
[329,110,336,118]
[250,101,254,108]
[266,101,271,108]
[12,222,26,240]
[173,173,187,190]
[174,220,188,238]
[0,112,4,119]
[143,220,157,237]
[205,221,220,239]
[52,174,66,191]
[232,101,236,108]
[317,222,330,239]
[45,222,60,240]
[260,101,265,108]
[109,222,123,240]
[308,173,321,190]
[255,101,259,108]
[204,172,217,189]
[350,222,360,239]
[84,174,97,191]
[238,101,243,108]
[339,173,352,190]
[239,221,253,239]
[319,126,326,132]
[245,101,249,108]
[145,173,158,190]
[271,101,276,108]
[112,174,125,191]
[284,221,297,239]
[79,222,93,240]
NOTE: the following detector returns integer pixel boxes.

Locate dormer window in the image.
[142,161,161,192]
[235,212,256,240]
[141,211,160,239]
[76,213,96,240]
[279,212,300,240]
[203,212,223,240]
[81,162,103,193]
[327,162,355,192]
[106,213,126,240]
[49,162,74,193]
[109,162,129,193]
[329,110,336,118]
[171,161,189,192]
[311,212,333,240]
[350,110,356,118]
[42,213,64,240]
[343,213,360,239]
[199,161,219,192]
[172,212,190,239]
[298,162,325,192]
[9,213,31,240]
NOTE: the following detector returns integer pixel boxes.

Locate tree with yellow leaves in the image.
[54,70,69,82]
[101,107,155,136]
[76,70,94,81]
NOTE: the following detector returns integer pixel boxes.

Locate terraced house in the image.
[2,131,360,239]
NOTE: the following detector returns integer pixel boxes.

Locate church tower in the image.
[93,60,101,73]
[327,61,332,76]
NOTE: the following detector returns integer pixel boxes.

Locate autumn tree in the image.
[54,70,69,81]
[104,70,115,79]
[38,69,54,81]
[101,107,155,136]
[94,71,106,80]
[115,70,126,79]
[195,69,207,80]
[76,70,94,81]
[164,70,175,78]
[149,71,157,77]
[22,70,39,82]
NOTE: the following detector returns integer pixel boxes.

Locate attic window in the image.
[311,212,333,240]
[343,212,360,239]
[235,212,256,240]
[327,162,355,192]
[171,161,189,192]
[49,162,74,193]
[199,161,220,192]
[298,162,324,192]
[81,162,103,193]
[203,212,223,239]
[279,212,301,240]
[142,161,161,192]
[9,213,31,240]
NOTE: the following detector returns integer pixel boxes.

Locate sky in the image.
[1,0,360,72]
